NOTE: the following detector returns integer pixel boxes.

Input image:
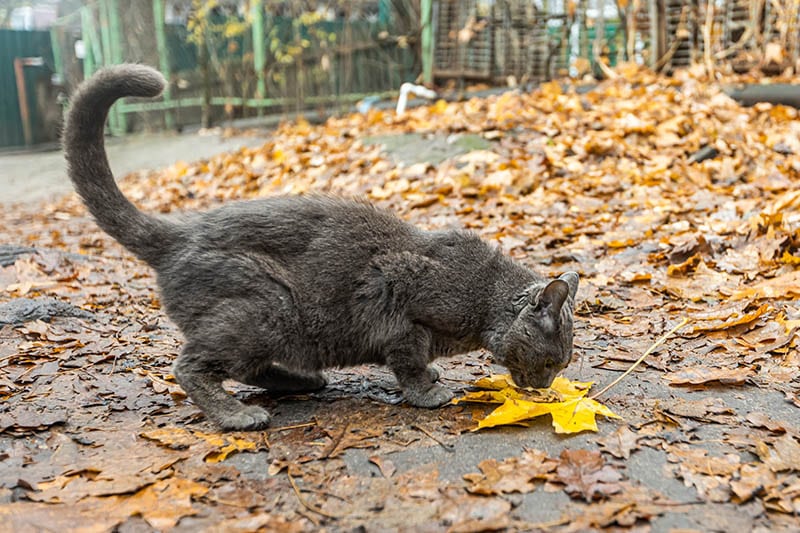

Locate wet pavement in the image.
[2,126,799,532]
[0,130,264,205]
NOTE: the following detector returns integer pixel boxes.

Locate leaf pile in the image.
[1,63,800,531]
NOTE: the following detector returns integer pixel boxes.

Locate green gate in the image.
[0,29,55,148]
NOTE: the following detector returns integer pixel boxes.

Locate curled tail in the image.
[63,64,178,266]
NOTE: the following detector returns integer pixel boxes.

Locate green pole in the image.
[251,0,266,117]
[98,0,112,65]
[50,27,63,78]
[107,0,126,135]
[153,0,175,129]
[378,0,390,27]
[80,7,95,80]
[97,0,120,132]
[420,0,433,85]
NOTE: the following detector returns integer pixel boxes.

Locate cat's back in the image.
[158,195,418,318]
[187,195,414,253]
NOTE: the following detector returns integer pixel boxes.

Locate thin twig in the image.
[412,423,454,452]
[320,422,349,460]
[270,421,317,432]
[287,471,340,519]
[590,318,690,400]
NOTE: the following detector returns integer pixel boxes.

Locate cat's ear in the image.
[538,279,570,313]
[559,271,579,300]
[528,279,570,328]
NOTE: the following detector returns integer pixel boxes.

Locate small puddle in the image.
[363,133,491,166]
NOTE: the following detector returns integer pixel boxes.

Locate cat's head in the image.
[496,272,579,389]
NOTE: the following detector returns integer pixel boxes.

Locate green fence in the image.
[49,1,419,136]
[0,29,56,148]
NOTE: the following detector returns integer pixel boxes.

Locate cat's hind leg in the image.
[238,364,327,393]
[173,344,271,431]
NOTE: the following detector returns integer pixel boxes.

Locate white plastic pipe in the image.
[396,82,437,115]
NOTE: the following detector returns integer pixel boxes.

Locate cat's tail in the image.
[63,64,179,267]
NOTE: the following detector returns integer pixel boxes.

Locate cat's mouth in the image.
[510,368,555,390]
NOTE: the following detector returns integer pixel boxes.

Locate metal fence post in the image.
[251,0,266,117]
[153,0,175,129]
[107,0,126,135]
[421,0,433,85]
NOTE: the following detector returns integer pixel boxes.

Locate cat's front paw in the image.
[298,372,328,391]
[219,405,271,431]
[426,365,440,383]
[404,383,454,408]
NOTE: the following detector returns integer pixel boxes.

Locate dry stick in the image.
[590,317,690,400]
[412,423,454,452]
[287,471,340,520]
[702,1,715,77]
[270,421,317,432]
[654,6,689,73]
[320,422,349,460]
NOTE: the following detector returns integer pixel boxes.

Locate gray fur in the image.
[63,64,579,431]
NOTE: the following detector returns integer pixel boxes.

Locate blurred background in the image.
[1,0,799,149]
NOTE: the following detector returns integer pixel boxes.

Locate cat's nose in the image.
[529,375,554,389]
[512,369,550,389]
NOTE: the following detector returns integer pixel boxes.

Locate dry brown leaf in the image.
[666,366,754,386]
[463,448,557,496]
[757,434,800,472]
[555,449,623,502]
[596,426,640,459]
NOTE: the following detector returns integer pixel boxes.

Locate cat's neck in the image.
[480,255,542,352]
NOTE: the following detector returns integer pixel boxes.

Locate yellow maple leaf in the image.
[454,375,621,434]
[140,427,257,463]
[194,431,257,463]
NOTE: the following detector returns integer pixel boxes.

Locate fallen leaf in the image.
[106,477,208,530]
[730,271,800,301]
[198,432,258,464]
[463,448,557,495]
[596,425,640,459]
[757,434,800,472]
[730,463,776,503]
[666,366,753,386]
[454,375,621,434]
[745,412,788,434]
[369,455,396,478]
[141,427,259,463]
[690,303,771,333]
[555,449,623,502]
[439,491,512,533]
[140,427,197,450]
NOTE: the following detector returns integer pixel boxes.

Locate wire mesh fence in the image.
[430,0,800,85]
[6,0,800,145]
[50,0,421,134]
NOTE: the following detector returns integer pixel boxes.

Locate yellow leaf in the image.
[452,390,519,404]
[473,374,517,390]
[140,427,258,463]
[780,251,800,265]
[140,427,196,449]
[777,314,800,335]
[550,398,622,434]
[199,433,257,463]
[477,398,553,429]
[549,376,593,400]
[454,374,621,434]
[431,99,448,114]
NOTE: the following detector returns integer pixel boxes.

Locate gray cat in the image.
[63,65,579,431]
